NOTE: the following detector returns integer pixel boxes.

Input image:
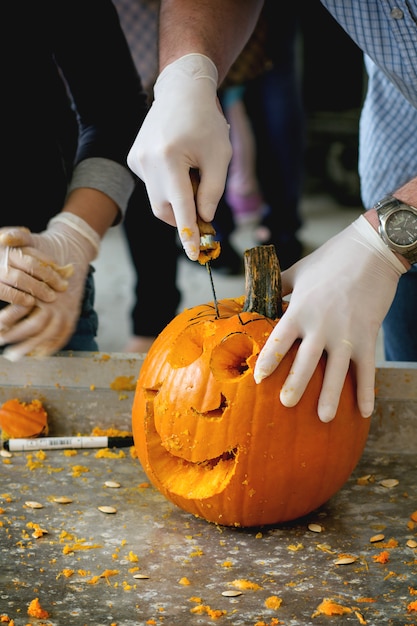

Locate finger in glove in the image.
[0,304,76,361]
[0,246,71,299]
[0,304,33,333]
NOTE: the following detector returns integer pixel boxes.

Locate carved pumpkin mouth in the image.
[143,395,239,499]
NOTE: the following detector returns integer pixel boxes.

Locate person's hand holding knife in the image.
[127,54,232,261]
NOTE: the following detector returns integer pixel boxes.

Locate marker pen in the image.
[3,435,134,452]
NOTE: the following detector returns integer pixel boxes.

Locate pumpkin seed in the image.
[406,539,417,549]
[222,590,242,597]
[308,523,323,533]
[370,533,385,543]
[380,478,399,488]
[334,556,357,565]
[133,573,149,579]
[25,501,43,509]
[104,480,121,488]
[98,505,117,514]
[53,496,73,504]
[0,448,12,458]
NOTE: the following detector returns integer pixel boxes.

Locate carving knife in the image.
[197,215,220,317]
[190,168,220,316]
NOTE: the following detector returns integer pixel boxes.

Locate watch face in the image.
[386,209,417,246]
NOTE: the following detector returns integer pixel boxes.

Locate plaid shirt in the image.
[322,0,417,206]
[112,0,159,93]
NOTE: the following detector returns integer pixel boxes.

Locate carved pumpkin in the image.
[0,398,48,440]
[132,246,371,527]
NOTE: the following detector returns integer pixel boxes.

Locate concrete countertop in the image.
[0,354,416,625]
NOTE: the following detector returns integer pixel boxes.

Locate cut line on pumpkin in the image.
[190,394,228,420]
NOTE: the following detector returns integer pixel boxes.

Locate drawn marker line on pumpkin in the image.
[189,304,224,323]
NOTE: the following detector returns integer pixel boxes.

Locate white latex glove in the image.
[0,230,70,307]
[0,213,100,361]
[254,215,407,422]
[127,54,232,260]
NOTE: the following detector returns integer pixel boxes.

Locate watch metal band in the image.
[374,195,417,265]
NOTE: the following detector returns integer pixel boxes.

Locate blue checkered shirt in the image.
[322,0,417,207]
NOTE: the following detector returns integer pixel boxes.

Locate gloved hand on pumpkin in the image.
[127,54,232,261]
[254,215,407,423]
[0,211,100,361]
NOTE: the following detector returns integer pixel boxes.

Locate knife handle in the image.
[197,215,216,239]
[189,168,216,238]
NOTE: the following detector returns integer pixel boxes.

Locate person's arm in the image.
[0,182,119,361]
[0,157,125,312]
[158,0,263,80]
[393,177,417,206]
[253,176,417,423]
[0,0,147,360]
[127,0,263,260]
[54,0,147,221]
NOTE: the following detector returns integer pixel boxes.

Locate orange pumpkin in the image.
[0,398,48,440]
[132,246,371,527]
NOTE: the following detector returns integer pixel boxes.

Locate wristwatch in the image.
[374,195,417,265]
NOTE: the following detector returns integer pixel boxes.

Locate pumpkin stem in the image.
[242,245,282,319]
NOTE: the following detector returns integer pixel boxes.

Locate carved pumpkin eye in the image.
[211,332,254,380]
[132,247,371,527]
[168,325,204,368]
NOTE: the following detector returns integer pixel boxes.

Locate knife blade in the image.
[196,215,220,317]
[190,169,220,317]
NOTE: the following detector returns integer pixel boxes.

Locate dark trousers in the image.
[123,180,181,338]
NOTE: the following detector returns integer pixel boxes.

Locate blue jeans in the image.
[382,265,417,362]
[63,267,99,352]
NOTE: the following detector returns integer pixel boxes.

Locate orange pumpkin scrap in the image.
[132,246,371,527]
[0,398,48,440]
[27,597,49,619]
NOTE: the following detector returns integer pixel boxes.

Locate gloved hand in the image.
[0,213,100,361]
[0,229,71,307]
[127,53,232,261]
[254,215,407,422]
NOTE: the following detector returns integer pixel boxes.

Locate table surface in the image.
[1,447,416,625]
[1,354,416,625]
